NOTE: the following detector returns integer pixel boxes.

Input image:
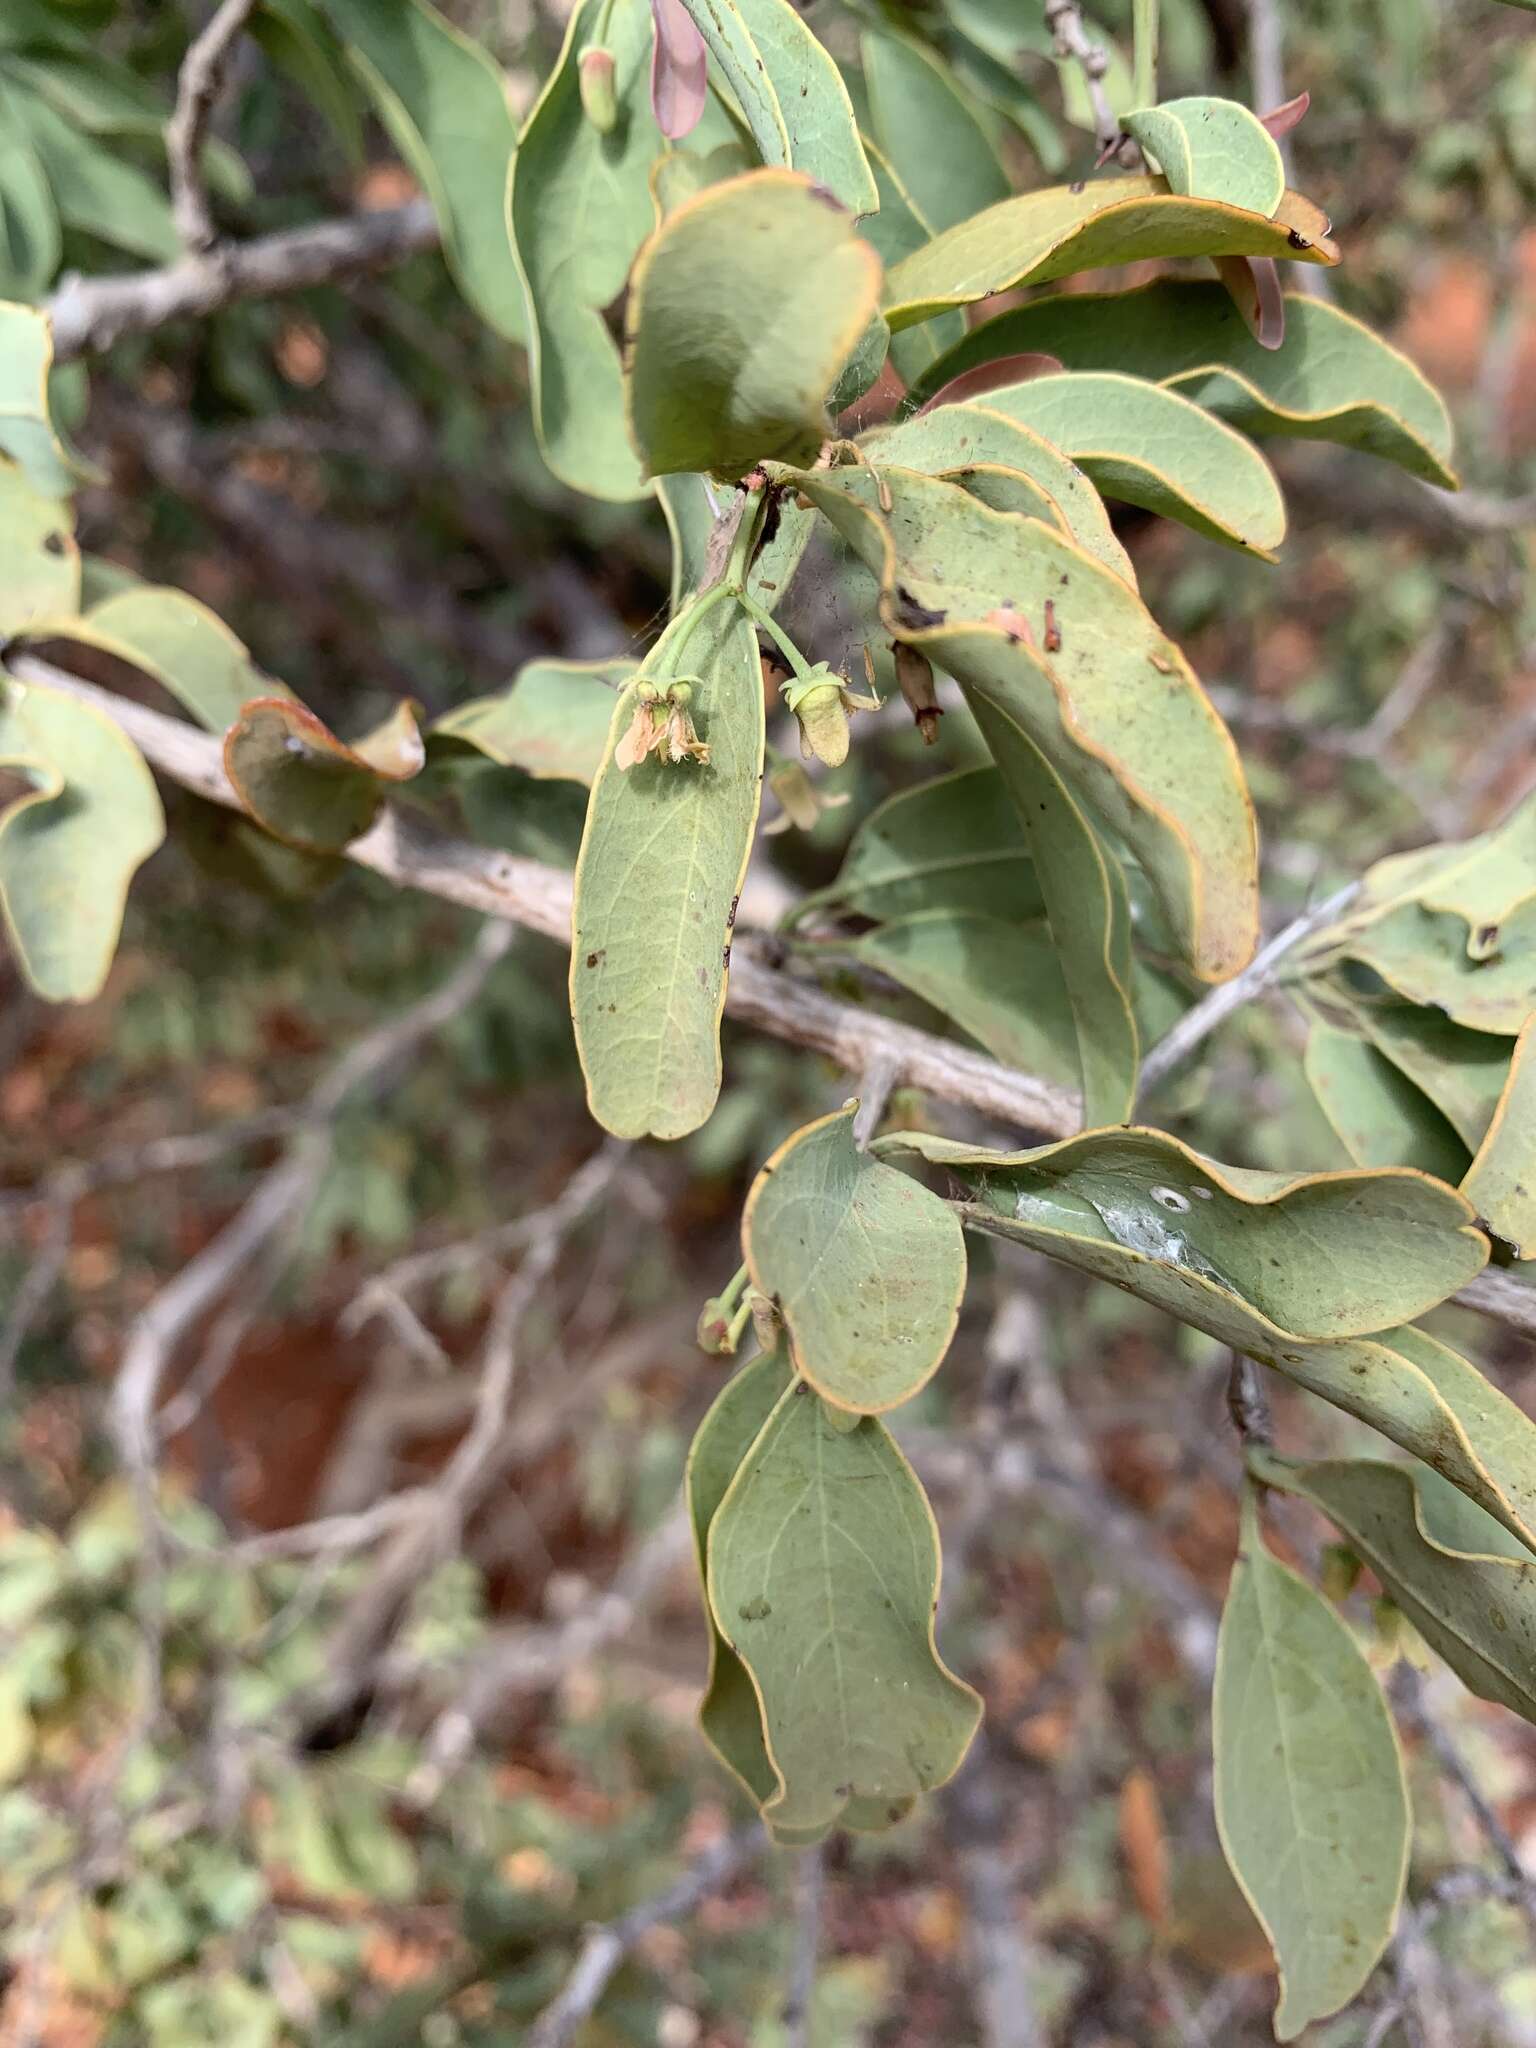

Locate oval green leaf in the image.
[1122,97,1285,217]
[742,1105,967,1412]
[861,29,1008,235]
[0,300,86,498]
[1304,1020,1469,1183]
[625,169,882,479]
[570,600,763,1139]
[706,1378,981,1837]
[1462,1016,1536,1258]
[1214,1484,1408,2042]
[430,658,635,786]
[224,698,421,854]
[0,461,78,635]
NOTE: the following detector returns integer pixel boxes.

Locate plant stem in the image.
[1132,0,1158,106]
[738,591,814,681]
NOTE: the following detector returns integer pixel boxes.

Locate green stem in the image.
[738,591,814,681]
[649,484,769,676]
[1132,0,1159,106]
[712,1260,751,1317]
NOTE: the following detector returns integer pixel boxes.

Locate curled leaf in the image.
[224,698,422,854]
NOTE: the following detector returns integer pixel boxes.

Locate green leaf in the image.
[13,87,179,263]
[21,587,284,733]
[1316,904,1536,1038]
[706,1377,981,1837]
[656,472,816,615]
[510,0,657,498]
[625,170,882,479]
[675,0,876,214]
[430,658,635,785]
[771,461,1259,981]
[860,400,1136,583]
[802,765,1044,925]
[882,173,1340,330]
[320,0,525,339]
[1327,989,1511,1151]
[1213,1484,1407,2041]
[964,693,1138,1120]
[857,138,967,389]
[1463,1017,1536,1257]
[686,1346,793,1809]
[978,370,1286,554]
[0,675,165,1002]
[905,281,1458,488]
[0,461,78,633]
[250,0,366,168]
[846,911,1081,1086]
[1254,1451,1536,1724]
[570,600,763,1139]
[742,1105,967,1411]
[1122,97,1284,216]
[0,83,59,298]
[0,299,83,497]
[224,698,420,854]
[861,29,1008,235]
[1304,1020,1469,1182]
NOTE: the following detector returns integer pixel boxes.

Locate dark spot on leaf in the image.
[585,951,603,968]
[1478,923,1500,948]
[808,182,845,212]
[43,532,65,556]
[738,1596,772,1621]
[894,585,945,629]
[1287,229,1312,250]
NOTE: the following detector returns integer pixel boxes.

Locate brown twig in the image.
[525,1824,768,2048]
[1044,0,1136,165]
[46,201,440,360]
[165,0,258,252]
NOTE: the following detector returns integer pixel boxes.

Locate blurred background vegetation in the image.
[4,0,1536,2041]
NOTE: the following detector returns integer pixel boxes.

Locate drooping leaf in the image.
[1254,1451,1536,1724]
[1313,900,1536,1036]
[685,1346,793,1809]
[882,174,1340,330]
[964,691,1138,1120]
[861,29,1008,235]
[1213,1484,1407,2041]
[846,911,1082,1085]
[1122,97,1285,216]
[0,83,59,299]
[798,765,1043,925]
[884,1127,1536,1547]
[0,461,78,634]
[979,371,1286,554]
[742,1105,967,1412]
[706,1377,981,1838]
[674,0,876,213]
[223,698,422,854]
[625,170,882,479]
[1327,989,1511,1151]
[1463,1018,1536,1258]
[0,675,165,1002]
[860,401,1136,582]
[13,86,179,264]
[905,281,1458,488]
[320,0,525,339]
[430,659,635,785]
[21,587,283,733]
[771,461,1258,981]
[1304,1020,1469,1183]
[0,299,83,498]
[570,600,762,1139]
[510,0,657,499]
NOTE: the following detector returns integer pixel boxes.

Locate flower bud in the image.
[893,642,942,746]
[782,661,878,768]
[578,44,618,132]
[696,1297,738,1355]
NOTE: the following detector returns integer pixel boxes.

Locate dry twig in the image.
[165,0,258,252]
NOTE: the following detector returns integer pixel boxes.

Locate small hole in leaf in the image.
[1150,1185,1191,1213]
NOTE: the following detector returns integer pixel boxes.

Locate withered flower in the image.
[893,642,943,746]
[615,678,710,771]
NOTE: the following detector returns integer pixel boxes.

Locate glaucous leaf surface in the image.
[1254,1451,1536,1722]
[0,461,77,634]
[1462,1018,1536,1258]
[0,299,81,497]
[21,588,284,733]
[685,1347,793,1810]
[625,170,881,479]
[0,677,164,1002]
[861,29,1008,235]
[979,371,1287,554]
[1327,990,1511,1151]
[430,659,635,785]
[1122,97,1285,216]
[742,1105,967,1412]
[1214,1486,1408,2041]
[676,0,876,213]
[772,461,1259,981]
[510,0,657,498]
[858,139,967,389]
[906,282,1457,487]
[320,0,525,339]
[882,174,1340,329]
[1304,1020,1469,1183]
[570,602,762,1139]
[861,401,1135,582]
[706,1379,981,1838]
[1319,900,1536,1035]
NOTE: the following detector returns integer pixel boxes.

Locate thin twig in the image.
[851,1049,901,1149]
[781,1845,826,2048]
[0,1106,301,1221]
[1044,0,1134,164]
[526,1824,768,2048]
[1137,881,1359,1097]
[46,201,439,360]
[166,0,257,252]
